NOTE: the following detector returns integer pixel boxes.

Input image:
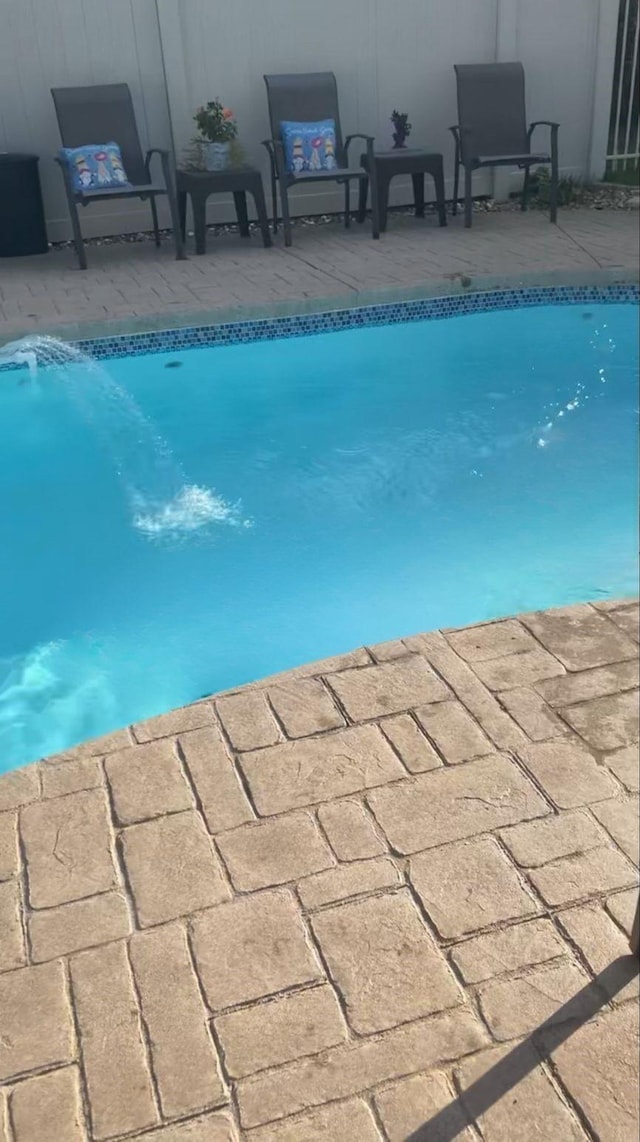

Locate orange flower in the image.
[222,108,234,120]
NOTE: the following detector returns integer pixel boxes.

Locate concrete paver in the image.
[214,984,347,1079]
[296,855,400,909]
[310,890,463,1033]
[316,798,387,860]
[70,941,158,1138]
[216,812,334,891]
[450,917,566,984]
[375,1071,476,1141]
[409,836,538,938]
[121,810,230,926]
[9,1067,86,1142]
[457,1042,587,1140]
[550,1004,639,1142]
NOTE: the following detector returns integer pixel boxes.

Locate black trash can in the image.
[0,153,48,257]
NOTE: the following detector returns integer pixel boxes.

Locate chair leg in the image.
[549,158,558,225]
[369,169,380,240]
[357,176,368,223]
[521,166,531,212]
[452,139,460,217]
[344,181,350,228]
[177,190,188,246]
[432,158,447,227]
[464,165,473,228]
[271,169,279,235]
[251,183,273,248]
[377,175,390,234]
[412,173,425,219]
[192,194,207,255]
[280,182,293,247]
[68,198,87,270]
[165,183,186,260]
[233,191,251,238]
[150,196,161,245]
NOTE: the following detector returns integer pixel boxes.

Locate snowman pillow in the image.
[59,143,131,192]
[280,120,338,174]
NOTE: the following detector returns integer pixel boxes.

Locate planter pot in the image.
[204,142,231,171]
[392,132,407,149]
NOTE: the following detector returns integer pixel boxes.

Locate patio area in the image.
[0,599,638,1142]
[1,206,638,342]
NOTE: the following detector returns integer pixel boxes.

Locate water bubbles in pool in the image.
[535,374,593,448]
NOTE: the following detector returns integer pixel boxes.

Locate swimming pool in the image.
[1,289,638,771]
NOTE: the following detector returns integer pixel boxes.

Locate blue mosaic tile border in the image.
[1,283,638,368]
[72,283,640,359]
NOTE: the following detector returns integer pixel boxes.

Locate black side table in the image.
[0,153,48,257]
[176,167,272,255]
[357,149,447,235]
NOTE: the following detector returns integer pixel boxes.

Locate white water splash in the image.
[0,335,248,541]
[0,640,119,763]
[133,484,251,538]
[9,348,38,380]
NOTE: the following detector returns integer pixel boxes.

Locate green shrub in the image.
[529,166,581,207]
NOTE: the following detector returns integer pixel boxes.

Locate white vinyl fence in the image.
[0,0,624,242]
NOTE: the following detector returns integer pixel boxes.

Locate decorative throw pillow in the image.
[280,119,338,174]
[59,142,131,192]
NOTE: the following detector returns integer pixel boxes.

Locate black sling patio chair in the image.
[451,62,559,228]
[263,71,378,246]
[51,83,185,269]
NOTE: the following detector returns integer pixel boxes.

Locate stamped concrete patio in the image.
[0,206,638,341]
[0,601,638,1142]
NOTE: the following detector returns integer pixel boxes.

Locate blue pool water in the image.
[0,301,637,770]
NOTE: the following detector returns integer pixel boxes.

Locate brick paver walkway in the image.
[0,208,638,341]
[0,600,638,1141]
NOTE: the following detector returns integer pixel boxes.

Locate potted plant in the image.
[194,100,238,171]
[390,110,411,149]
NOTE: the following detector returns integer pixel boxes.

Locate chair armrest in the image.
[55,154,81,201]
[344,133,375,145]
[449,124,472,164]
[527,121,559,163]
[145,147,173,184]
[344,133,375,165]
[528,121,559,144]
[262,138,287,180]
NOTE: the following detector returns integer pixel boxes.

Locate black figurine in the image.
[391,110,411,148]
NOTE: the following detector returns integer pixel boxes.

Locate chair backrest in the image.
[51,83,147,185]
[264,72,345,157]
[454,63,528,162]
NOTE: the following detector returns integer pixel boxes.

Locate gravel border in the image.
[49,184,638,252]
